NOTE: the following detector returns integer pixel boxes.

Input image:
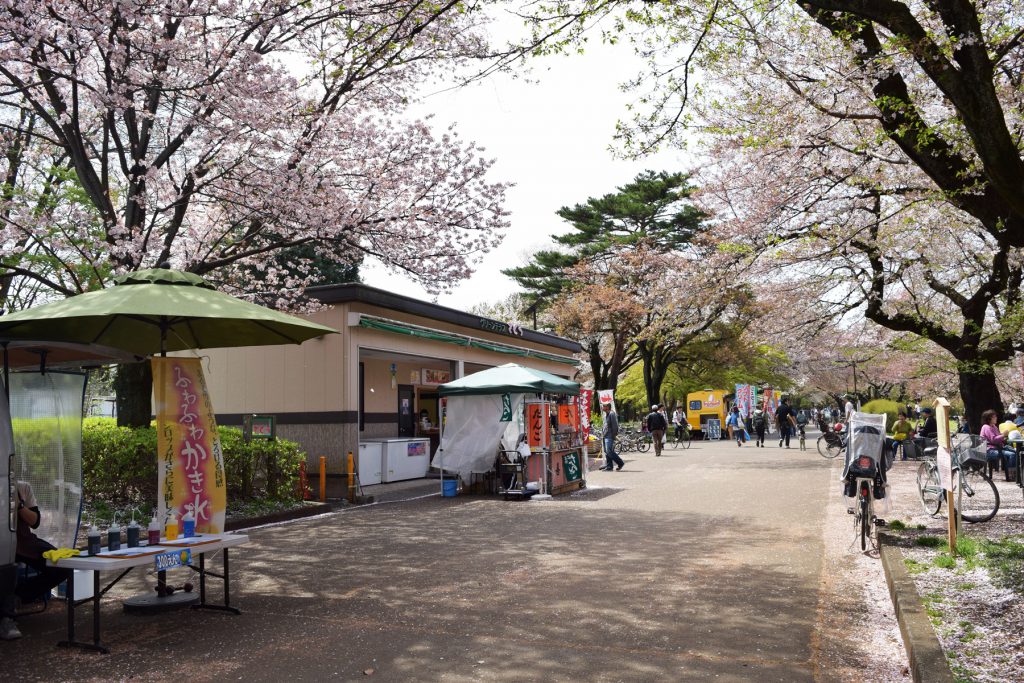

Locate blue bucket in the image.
[442,478,458,497]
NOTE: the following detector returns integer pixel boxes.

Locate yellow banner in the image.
[153,357,227,533]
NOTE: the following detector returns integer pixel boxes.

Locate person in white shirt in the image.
[844,397,855,422]
[672,406,687,440]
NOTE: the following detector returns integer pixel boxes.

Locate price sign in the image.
[154,548,192,572]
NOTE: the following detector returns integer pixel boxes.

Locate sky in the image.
[361,30,691,313]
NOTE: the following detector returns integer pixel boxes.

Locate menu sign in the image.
[526,402,550,450]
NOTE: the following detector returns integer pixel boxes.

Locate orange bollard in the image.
[347,451,356,503]
[319,456,326,502]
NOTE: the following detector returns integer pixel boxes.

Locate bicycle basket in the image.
[955,434,988,471]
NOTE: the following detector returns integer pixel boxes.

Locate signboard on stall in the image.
[422,368,451,385]
[563,452,582,482]
[153,357,227,534]
[558,403,578,431]
[526,402,550,450]
[705,418,722,440]
[598,389,614,409]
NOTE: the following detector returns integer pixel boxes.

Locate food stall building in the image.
[198,284,581,476]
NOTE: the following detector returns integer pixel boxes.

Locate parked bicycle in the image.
[615,428,650,454]
[840,413,891,551]
[818,422,847,459]
[916,435,999,523]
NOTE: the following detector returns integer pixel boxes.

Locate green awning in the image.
[357,317,578,366]
[438,363,580,396]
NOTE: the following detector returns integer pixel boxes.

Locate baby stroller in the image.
[841,412,890,550]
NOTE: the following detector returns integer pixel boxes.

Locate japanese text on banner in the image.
[153,357,227,533]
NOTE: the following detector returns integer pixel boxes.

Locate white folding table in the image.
[45,532,249,653]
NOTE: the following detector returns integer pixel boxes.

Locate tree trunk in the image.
[957,365,1003,434]
[115,361,153,428]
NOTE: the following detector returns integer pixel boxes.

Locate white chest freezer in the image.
[357,441,384,486]
[377,438,430,482]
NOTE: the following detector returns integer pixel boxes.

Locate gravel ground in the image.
[882,458,1024,681]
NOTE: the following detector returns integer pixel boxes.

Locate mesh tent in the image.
[9,372,86,549]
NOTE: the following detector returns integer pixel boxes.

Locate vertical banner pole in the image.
[934,397,956,555]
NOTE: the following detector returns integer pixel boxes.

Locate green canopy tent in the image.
[433,364,580,495]
[437,363,580,397]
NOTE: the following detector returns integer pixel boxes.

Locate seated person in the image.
[1015,407,1024,428]
[980,409,1017,479]
[418,409,432,431]
[15,481,71,606]
[918,407,937,439]
[886,413,915,460]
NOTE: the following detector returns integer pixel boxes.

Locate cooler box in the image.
[357,442,383,486]
[382,438,430,482]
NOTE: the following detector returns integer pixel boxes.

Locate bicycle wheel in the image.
[859,494,869,551]
[916,461,943,516]
[637,438,651,453]
[681,431,692,450]
[959,467,999,523]
[817,434,840,459]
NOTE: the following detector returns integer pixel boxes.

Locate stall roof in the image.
[306,283,581,354]
[438,363,580,396]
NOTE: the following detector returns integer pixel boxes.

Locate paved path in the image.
[5,438,837,681]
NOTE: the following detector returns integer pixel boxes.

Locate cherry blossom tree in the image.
[502,0,1024,430]
[0,0,509,307]
[0,1,512,426]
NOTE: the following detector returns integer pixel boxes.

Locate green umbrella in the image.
[0,268,337,355]
[437,363,579,396]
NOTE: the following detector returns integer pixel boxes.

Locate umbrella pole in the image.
[2,343,8,400]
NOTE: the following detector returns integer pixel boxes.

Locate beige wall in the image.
[200,307,345,414]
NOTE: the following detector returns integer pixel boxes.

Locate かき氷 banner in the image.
[153,357,227,533]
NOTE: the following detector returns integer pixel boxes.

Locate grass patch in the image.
[917,535,946,548]
[916,524,927,530]
[934,553,957,569]
[889,519,907,531]
[955,582,977,590]
[904,558,928,575]
[957,621,982,643]
[979,537,1024,593]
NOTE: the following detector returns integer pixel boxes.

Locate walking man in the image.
[600,403,624,471]
[646,404,668,457]
[776,397,797,448]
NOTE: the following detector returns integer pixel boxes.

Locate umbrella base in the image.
[123,590,199,614]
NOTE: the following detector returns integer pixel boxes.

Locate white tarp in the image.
[432,394,525,480]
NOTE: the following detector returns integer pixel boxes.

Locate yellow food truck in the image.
[686,389,729,438]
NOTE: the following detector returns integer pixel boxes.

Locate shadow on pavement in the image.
[5,493,821,682]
